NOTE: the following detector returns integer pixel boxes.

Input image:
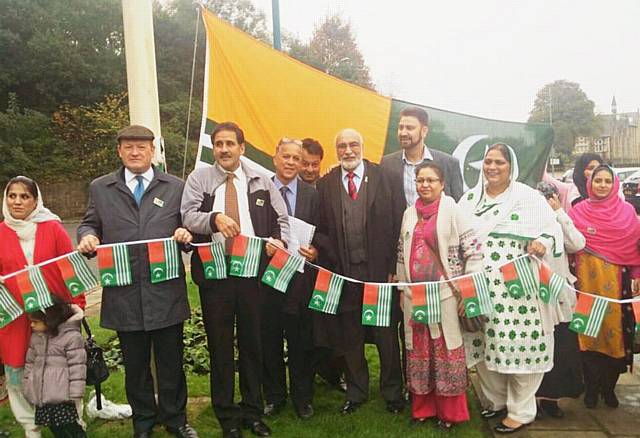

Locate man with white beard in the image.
[313,129,404,415]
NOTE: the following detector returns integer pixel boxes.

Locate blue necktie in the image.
[133,175,145,206]
[280,186,292,216]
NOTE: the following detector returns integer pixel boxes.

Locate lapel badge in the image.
[153,197,165,208]
[256,198,265,207]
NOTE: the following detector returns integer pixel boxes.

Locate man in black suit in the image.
[181,122,289,438]
[77,125,197,438]
[315,128,404,415]
[262,138,320,419]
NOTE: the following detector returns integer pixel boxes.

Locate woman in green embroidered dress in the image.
[458,143,562,434]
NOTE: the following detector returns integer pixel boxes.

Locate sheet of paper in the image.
[288,216,315,273]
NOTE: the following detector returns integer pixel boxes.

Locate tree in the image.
[529,80,600,161]
[287,14,374,90]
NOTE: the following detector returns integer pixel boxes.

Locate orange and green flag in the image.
[197,7,553,189]
[56,252,99,297]
[97,244,132,287]
[197,242,227,280]
[261,248,304,293]
[0,284,23,327]
[538,262,565,304]
[228,235,262,278]
[633,300,640,333]
[456,272,492,318]
[362,283,393,327]
[500,258,537,299]
[410,283,441,325]
[148,239,181,284]
[570,294,608,337]
[308,268,344,314]
[15,267,54,313]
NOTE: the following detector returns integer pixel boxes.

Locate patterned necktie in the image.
[347,171,358,200]
[133,175,145,206]
[224,173,241,253]
[279,186,292,216]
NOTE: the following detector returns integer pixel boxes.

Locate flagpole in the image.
[271,0,282,50]
[121,0,166,171]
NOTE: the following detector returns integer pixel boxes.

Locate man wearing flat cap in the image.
[77,125,198,438]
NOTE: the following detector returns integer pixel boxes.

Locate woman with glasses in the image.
[396,162,483,430]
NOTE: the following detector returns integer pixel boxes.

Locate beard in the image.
[340,157,361,171]
[398,134,421,149]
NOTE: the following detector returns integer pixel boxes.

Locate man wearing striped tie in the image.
[181,122,290,438]
[77,125,197,438]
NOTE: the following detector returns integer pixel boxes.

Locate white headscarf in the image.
[2,177,61,242]
[458,144,563,257]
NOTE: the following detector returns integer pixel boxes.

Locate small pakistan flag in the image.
[56,252,99,296]
[261,248,304,293]
[362,283,393,327]
[570,293,608,337]
[148,239,181,284]
[411,283,441,325]
[538,262,565,304]
[308,268,344,314]
[197,242,227,280]
[228,235,262,278]
[0,284,23,328]
[500,257,537,299]
[456,272,493,318]
[16,267,54,313]
[97,244,132,287]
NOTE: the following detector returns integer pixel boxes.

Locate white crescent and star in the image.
[363,309,375,322]
[414,310,426,321]
[451,134,489,191]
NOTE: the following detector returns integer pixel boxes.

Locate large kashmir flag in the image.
[197,8,553,188]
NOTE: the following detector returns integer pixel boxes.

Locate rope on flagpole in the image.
[181,5,202,180]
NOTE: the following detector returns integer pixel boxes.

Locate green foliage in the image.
[529,80,600,159]
[287,14,374,90]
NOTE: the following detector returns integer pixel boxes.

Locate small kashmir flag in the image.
[500,257,537,299]
[456,272,492,318]
[0,284,23,328]
[633,301,640,333]
[197,242,227,280]
[411,283,441,324]
[362,283,394,327]
[148,239,181,284]
[538,263,565,304]
[569,293,608,337]
[97,244,133,287]
[261,248,304,293]
[308,268,344,314]
[228,235,262,278]
[16,267,54,313]
[56,252,99,297]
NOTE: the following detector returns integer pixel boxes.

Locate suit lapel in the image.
[364,161,379,212]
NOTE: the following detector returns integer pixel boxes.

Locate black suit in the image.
[262,179,319,410]
[315,161,403,405]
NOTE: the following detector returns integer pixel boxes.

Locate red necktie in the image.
[347,172,358,200]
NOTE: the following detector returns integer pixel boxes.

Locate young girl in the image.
[22,300,87,438]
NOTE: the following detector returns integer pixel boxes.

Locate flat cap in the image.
[117,125,155,142]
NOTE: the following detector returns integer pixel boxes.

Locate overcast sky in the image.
[250,0,639,123]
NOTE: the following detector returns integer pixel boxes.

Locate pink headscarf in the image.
[568,166,640,266]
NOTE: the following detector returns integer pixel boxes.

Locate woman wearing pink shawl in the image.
[568,165,640,409]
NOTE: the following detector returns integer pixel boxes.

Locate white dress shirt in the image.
[124,167,154,193]
[340,160,365,194]
[212,164,255,236]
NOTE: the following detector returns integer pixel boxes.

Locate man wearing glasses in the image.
[314,129,404,415]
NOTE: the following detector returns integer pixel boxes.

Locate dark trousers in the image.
[49,422,87,438]
[118,323,187,433]
[200,277,263,431]
[262,289,316,408]
[341,311,403,404]
[582,351,624,397]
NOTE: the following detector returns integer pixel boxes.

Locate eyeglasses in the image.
[278,137,303,146]
[415,177,441,185]
[336,141,361,151]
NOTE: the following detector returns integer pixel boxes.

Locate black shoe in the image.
[295,404,314,420]
[333,377,347,393]
[223,428,243,438]
[480,408,506,419]
[242,420,271,437]
[386,399,405,414]
[584,390,598,409]
[494,421,527,434]
[603,391,619,408]
[437,419,453,431]
[263,401,286,416]
[134,431,153,438]
[539,400,564,418]
[167,424,198,438]
[341,400,362,414]
[410,417,428,426]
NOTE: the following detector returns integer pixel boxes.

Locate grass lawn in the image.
[1,277,490,437]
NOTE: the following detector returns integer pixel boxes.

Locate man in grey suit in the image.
[380,106,464,207]
[77,125,197,438]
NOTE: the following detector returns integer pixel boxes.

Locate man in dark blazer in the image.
[77,125,197,438]
[181,122,289,438]
[261,138,320,419]
[315,128,404,415]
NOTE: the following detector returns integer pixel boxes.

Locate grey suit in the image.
[77,166,190,434]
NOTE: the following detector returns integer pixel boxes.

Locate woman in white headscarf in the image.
[458,144,563,433]
[0,176,85,438]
